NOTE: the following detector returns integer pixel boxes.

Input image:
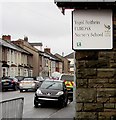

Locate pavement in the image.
[48,101,75,119]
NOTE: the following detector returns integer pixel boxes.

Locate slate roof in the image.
[0,38,32,55]
[65,52,74,59]
[30,42,43,46]
[39,50,62,62]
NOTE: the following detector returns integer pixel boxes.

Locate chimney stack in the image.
[62,52,64,57]
[44,48,51,53]
[24,36,28,42]
[2,35,11,41]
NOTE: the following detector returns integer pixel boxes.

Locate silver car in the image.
[19,77,40,92]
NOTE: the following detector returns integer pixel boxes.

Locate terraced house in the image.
[1,35,33,77]
[39,48,63,77]
[12,36,40,77]
[0,35,70,78]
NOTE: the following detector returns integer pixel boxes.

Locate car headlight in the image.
[32,83,35,86]
[19,83,23,86]
[36,89,42,95]
[56,91,64,96]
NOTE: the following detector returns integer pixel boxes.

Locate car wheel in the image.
[69,98,73,102]
[59,99,65,108]
[64,97,68,107]
[34,99,38,108]
[61,101,65,108]
[2,89,6,92]
[60,96,68,108]
[20,89,23,92]
[14,85,18,91]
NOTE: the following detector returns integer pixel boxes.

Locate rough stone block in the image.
[89,78,108,84]
[88,83,104,88]
[77,61,86,68]
[76,88,97,103]
[99,112,116,119]
[104,103,115,109]
[77,68,97,79]
[97,69,116,78]
[96,60,109,68]
[76,103,83,112]
[109,78,116,83]
[109,97,116,103]
[104,84,116,88]
[110,61,116,68]
[76,112,98,120]
[84,103,104,112]
[77,79,88,88]
[85,60,98,68]
[97,88,116,98]
[97,98,110,103]
[75,51,98,60]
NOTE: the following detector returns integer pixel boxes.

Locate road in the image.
[1,90,74,119]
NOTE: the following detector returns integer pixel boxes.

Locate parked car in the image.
[19,77,39,92]
[51,72,61,80]
[59,74,74,102]
[1,77,19,91]
[36,76,44,81]
[34,79,68,108]
[36,76,45,87]
[15,76,24,82]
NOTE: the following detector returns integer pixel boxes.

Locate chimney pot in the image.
[24,36,28,42]
[2,35,11,41]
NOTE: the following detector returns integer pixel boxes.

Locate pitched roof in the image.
[54,53,69,61]
[29,42,43,46]
[46,52,62,62]
[0,38,32,55]
[65,52,74,58]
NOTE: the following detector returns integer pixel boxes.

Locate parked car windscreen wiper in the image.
[46,83,55,89]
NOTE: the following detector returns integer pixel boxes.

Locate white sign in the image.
[72,10,113,50]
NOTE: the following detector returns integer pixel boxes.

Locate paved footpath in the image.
[49,101,75,119]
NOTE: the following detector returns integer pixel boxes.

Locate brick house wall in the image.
[75,12,116,120]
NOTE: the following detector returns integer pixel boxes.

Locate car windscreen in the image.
[36,77,44,81]
[23,78,34,81]
[40,81,63,90]
[15,76,24,81]
[2,77,13,81]
[60,75,74,81]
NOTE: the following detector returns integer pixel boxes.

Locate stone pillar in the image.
[75,12,116,120]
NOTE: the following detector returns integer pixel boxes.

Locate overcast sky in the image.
[1,0,74,56]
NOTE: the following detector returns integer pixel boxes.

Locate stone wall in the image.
[0,41,2,77]
[75,12,116,120]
